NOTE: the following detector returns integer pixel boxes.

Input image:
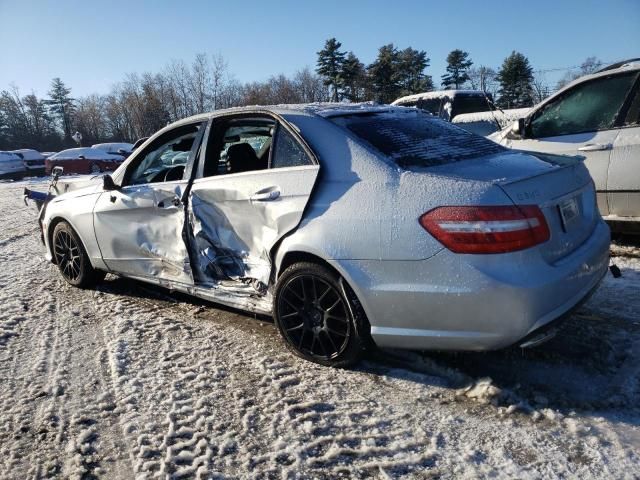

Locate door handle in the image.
[578,143,612,152]
[250,189,280,202]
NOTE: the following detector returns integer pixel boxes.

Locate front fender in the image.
[42,190,108,271]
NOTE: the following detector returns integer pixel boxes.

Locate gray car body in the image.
[37,104,610,351]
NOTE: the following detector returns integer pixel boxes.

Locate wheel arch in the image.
[273,246,373,322]
[273,248,375,352]
[46,215,94,267]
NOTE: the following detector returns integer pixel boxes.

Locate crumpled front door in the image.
[93,181,194,285]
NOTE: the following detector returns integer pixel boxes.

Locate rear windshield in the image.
[330,110,505,168]
[451,95,493,117]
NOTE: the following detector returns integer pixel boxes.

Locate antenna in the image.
[481,91,505,130]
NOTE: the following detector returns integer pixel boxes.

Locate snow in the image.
[49,147,125,161]
[1,179,640,478]
[10,149,45,161]
[91,143,134,153]
[392,90,488,105]
[452,108,531,125]
[0,151,23,163]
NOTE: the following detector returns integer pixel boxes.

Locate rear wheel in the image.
[52,221,105,288]
[274,262,370,367]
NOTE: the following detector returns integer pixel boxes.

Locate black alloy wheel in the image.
[274,262,369,367]
[53,228,81,283]
[52,221,105,288]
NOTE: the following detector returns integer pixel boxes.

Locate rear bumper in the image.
[332,219,610,351]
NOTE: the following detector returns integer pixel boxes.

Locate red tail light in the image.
[419,205,550,254]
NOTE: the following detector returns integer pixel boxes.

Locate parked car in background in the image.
[0,151,26,179]
[392,90,530,136]
[452,108,531,136]
[392,90,494,121]
[491,59,640,232]
[26,104,609,366]
[12,149,46,176]
[45,147,126,175]
[92,142,134,158]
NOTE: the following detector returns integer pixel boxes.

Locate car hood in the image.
[52,174,104,196]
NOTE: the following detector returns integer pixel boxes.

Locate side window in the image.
[529,72,639,138]
[271,126,313,168]
[126,123,203,185]
[417,98,441,115]
[206,121,275,176]
[623,84,640,126]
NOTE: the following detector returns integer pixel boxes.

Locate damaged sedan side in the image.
[26,104,610,367]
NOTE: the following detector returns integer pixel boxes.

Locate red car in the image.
[45,147,126,175]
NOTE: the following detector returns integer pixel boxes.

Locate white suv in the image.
[492,60,640,232]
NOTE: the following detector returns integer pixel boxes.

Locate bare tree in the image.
[210,53,229,110]
[531,72,552,104]
[467,66,498,96]
[294,67,330,103]
[189,53,211,113]
[555,56,603,90]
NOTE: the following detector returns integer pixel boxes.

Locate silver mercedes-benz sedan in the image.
[25,104,610,367]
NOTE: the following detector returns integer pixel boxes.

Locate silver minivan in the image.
[492,60,640,232]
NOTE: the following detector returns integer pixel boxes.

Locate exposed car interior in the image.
[126,123,203,185]
[202,118,275,177]
[199,116,313,177]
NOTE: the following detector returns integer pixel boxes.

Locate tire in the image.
[273,261,370,368]
[90,163,102,174]
[52,221,106,288]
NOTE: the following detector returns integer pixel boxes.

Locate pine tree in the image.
[316,38,346,102]
[397,47,433,96]
[367,44,402,104]
[497,51,535,108]
[441,49,473,89]
[341,52,366,102]
[45,78,75,142]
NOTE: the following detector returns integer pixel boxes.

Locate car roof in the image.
[0,151,23,161]
[50,147,124,160]
[11,149,45,160]
[161,103,414,132]
[91,142,134,151]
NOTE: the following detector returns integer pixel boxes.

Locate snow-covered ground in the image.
[1,178,639,479]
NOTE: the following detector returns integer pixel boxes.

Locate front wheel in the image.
[274,262,370,367]
[52,221,105,288]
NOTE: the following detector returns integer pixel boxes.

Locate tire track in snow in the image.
[1,181,639,479]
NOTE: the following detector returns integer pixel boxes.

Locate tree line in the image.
[0,41,602,152]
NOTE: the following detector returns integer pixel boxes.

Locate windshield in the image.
[330,110,505,168]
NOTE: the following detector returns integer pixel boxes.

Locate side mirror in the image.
[52,166,64,180]
[102,174,120,191]
[508,118,526,139]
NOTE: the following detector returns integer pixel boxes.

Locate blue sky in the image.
[0,0,638,97]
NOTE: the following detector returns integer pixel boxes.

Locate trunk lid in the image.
[425,151,598,263]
